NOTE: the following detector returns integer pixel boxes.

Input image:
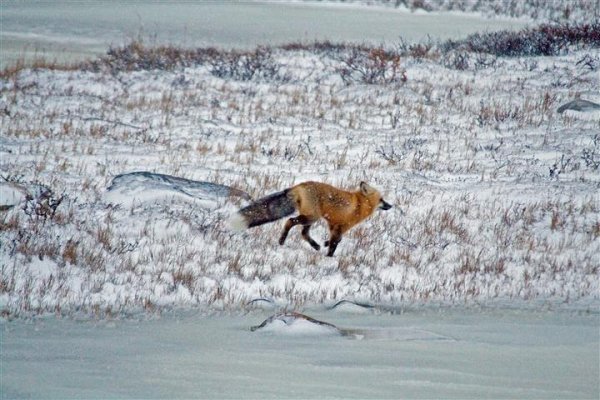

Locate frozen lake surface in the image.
[1,1,527,68]
[2,307,598,399]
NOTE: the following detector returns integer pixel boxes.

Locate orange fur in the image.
[283,181,392,256]
[289,181,383,235]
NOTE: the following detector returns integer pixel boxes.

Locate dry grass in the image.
[0,56,81,80]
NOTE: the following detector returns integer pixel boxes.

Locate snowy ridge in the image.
[250,311,341,336]
[105,171,251,209]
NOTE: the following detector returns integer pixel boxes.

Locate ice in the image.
[2,308,598,399]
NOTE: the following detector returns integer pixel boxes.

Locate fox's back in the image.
[291,181,357,223]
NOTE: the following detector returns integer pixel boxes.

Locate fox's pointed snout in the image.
[379,199,392,210]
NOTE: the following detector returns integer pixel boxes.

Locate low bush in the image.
[85,41,288,82]
[208,47,286,82]
[442,22,600,57]
[335,46,407,85]
[279,40,362,57]
[87,40,220,72]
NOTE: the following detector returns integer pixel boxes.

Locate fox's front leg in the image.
[326,226,343,257]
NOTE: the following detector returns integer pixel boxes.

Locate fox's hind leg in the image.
[279,215,315,246]
[301,225,320,251]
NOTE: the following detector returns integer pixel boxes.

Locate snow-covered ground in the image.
[1,35,598,317]
[2,307,598,398]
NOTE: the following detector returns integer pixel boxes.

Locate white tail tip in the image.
[227,212,248,231]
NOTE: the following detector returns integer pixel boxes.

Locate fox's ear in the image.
[360,181,374,195]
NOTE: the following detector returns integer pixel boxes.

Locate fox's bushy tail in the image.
[228,189,295,230]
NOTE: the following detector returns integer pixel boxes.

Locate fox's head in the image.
[359,182,392,211]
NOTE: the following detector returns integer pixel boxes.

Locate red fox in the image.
[229,181,392,256]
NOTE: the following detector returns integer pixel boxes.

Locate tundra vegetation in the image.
[1,22,599,318]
